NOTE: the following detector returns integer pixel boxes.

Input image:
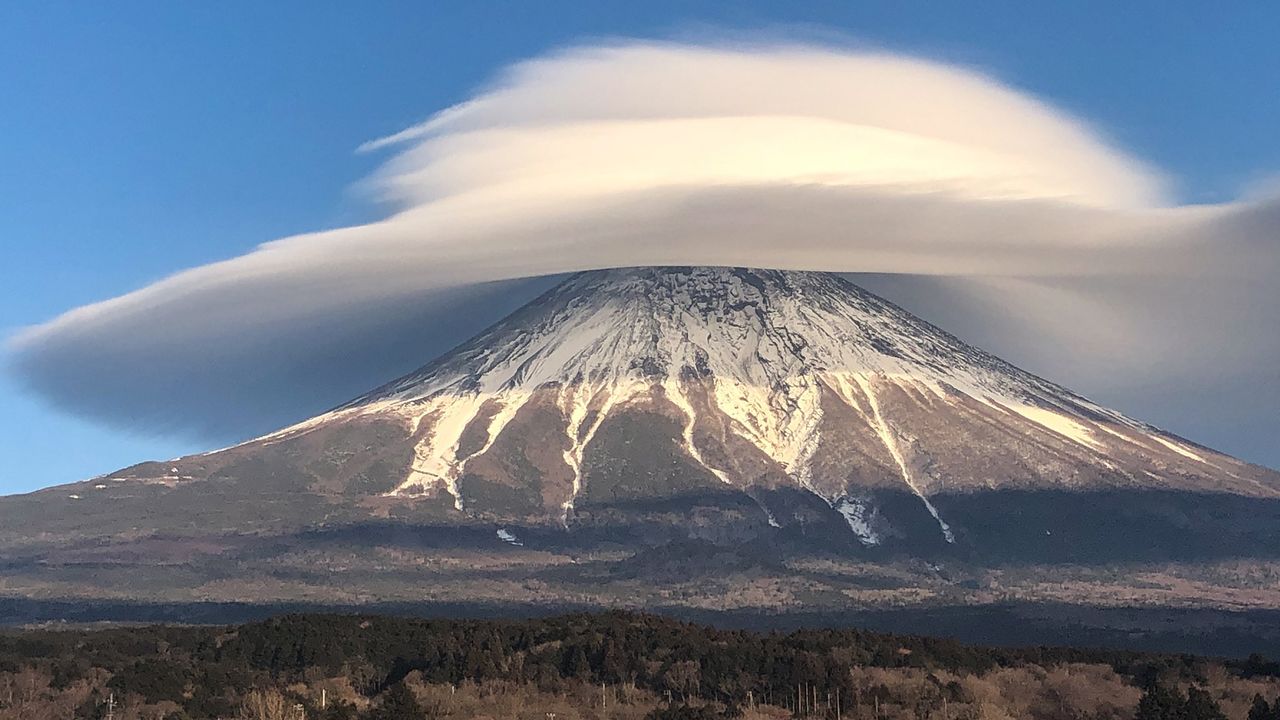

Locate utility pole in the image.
[105,693,116,720]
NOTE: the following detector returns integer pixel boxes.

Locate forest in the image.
[2,611,1280,720]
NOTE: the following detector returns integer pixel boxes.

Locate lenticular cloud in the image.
[370,45,1166,209]
[8,40,1280,467]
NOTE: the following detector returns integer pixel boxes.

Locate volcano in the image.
[333,267,1276,538]
[4,267,1280,623]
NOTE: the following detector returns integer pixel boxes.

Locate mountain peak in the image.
[361,265,1009,404]
[11,265,1277,597]
[232,265,1274,541]
[12,267,1280,620]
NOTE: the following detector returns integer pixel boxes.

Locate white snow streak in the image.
[397,394,486,507]
[472,395,530,459]
[1152,435,1207,463]
[1003,404,1105,451]
[557,383,638,520]
[852,374,955,544]
[662,379,732,484]
[712,377,823,486]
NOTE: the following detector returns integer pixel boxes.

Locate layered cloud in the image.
[8,41,1279,466]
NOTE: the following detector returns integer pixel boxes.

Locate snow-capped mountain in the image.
[7,265,1280,622]
[86,266,1272,552]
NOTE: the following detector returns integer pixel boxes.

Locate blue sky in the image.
[2,1,1278,494]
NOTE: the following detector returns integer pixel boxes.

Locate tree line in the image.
[1,611,1277,719]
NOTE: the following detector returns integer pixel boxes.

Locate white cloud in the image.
[7,40,1278,467]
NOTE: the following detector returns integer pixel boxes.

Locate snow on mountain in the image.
[238,267,1275,544]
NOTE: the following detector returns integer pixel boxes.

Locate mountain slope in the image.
[19,267,1269,555]
[6,266,1280,621]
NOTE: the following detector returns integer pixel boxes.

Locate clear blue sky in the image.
[2,1,1278,494]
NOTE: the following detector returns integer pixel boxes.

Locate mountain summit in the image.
[340,267,1274,535]
[73,267,1275,544]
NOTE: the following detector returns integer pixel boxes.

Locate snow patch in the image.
[712,376,823,485]
[496,528,523,546]
[834,496,882,545]
[1002,403,1105,451]
[1152,435,1207,463]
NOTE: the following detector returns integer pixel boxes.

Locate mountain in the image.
[4,267,1280,627]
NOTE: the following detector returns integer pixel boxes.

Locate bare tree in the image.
[240,688,292,720]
